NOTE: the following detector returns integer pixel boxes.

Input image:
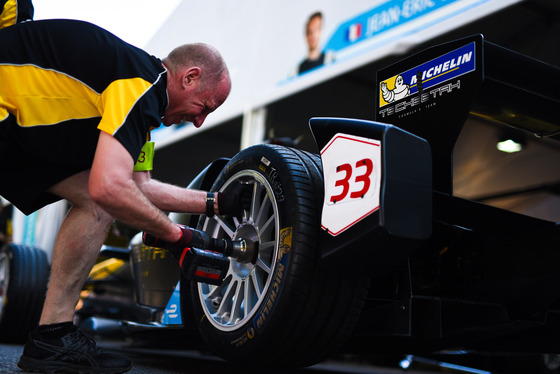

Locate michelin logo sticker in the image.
[381,75,410,103]
[379,42,475,107]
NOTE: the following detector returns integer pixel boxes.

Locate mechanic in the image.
[0,17,241,374]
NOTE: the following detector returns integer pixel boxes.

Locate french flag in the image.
[347,22,362,42]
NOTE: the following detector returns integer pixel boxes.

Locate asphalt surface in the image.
[0,340,456,374]
[5,335,552,374]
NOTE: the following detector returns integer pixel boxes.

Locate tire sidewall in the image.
[191,145,319,360]
[0,246,11,323]
[0,244,49,342]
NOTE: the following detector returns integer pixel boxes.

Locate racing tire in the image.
[0,244,49,343]
[188,144,370,368]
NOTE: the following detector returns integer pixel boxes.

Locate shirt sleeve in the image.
[98,77,164,163]
[0,0,34,29]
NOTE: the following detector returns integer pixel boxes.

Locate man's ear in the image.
[183,67,202,87]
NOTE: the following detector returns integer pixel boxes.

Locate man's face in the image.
[306,16,322,51]
[163,75,230,128]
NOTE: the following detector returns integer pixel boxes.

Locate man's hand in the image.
[218,182,253,218]
[142,225,231,285]
[143,224,219,256]
[142,224,244,258]
[142,224,195,253]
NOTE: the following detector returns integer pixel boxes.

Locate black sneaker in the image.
[17,328,132,373]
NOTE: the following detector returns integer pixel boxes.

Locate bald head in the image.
[163,43,230,91]
[161,43,231,127]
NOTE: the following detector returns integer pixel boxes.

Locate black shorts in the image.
[0,114,93,215]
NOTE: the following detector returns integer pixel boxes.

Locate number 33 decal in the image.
[330,158,374,203]
[320,133,381,235]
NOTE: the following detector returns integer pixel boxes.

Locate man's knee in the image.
[92,204,115,229]
[48,170,115,227]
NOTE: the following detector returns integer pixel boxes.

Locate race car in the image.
[2,34,560,371]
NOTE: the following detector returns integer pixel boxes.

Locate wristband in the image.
[206,192,215,217]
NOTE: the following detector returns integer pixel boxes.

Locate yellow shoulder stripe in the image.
[98,78,153,135]
[0,64,100,126]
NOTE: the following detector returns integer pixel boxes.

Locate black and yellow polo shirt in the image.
[0,0,33,28]
[0,19,168,214]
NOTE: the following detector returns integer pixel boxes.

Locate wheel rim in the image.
[0,250,10,320]
[198,170,280,331]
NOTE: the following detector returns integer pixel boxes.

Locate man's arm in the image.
[89,132,182,242]
[132,171,218,215]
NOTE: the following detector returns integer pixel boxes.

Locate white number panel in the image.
[320,133,382,236]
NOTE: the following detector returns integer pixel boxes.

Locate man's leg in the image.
[40,170,114,324]
[18,170,132,374]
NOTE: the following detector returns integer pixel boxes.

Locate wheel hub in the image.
[231,223,259,278]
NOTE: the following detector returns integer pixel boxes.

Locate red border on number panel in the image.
[321,134,380,155]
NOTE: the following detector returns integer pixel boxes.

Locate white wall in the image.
[145,0,522,147]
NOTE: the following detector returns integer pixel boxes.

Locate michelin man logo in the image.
[380,74,410,104]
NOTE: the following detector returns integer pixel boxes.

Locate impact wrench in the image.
[143,225,258,285]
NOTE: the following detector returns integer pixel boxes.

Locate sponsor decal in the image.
[253,227,292,332]
[260,157,271,166]
[378,79,462,119]
[134,244,170,262]
[378,42,475,118]
[258,156,284,201]
[162,282,182,325]
[278,226,292,261]
[267,166,285,202]
[379,42,475,107]
[231,327,256,348]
